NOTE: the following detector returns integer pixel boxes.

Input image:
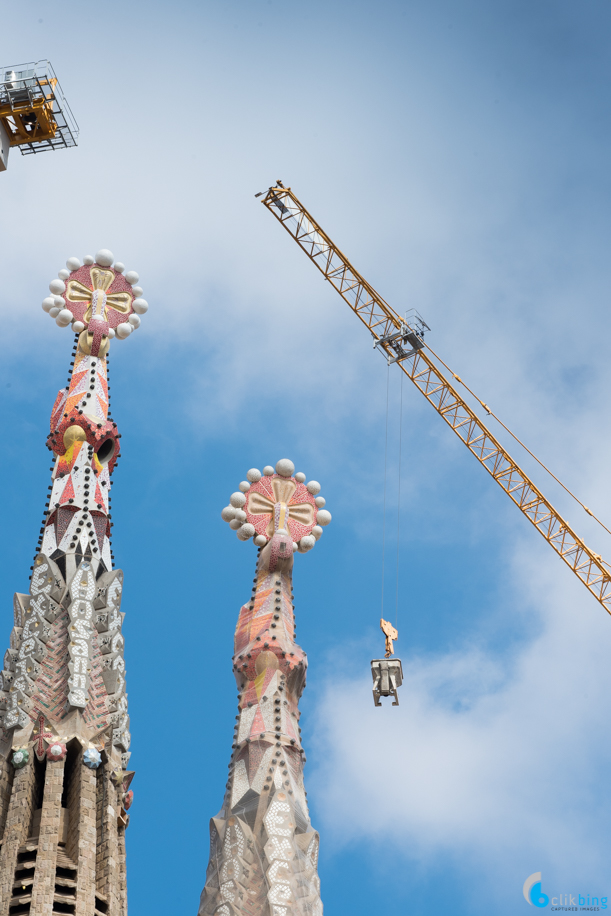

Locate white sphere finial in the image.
[95,249,114,267]
[275,459,295,478]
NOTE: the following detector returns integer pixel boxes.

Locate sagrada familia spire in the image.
[199,459,332,916]
[0,250,147,916]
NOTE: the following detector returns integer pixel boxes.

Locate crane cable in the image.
[380,367,405,630]
[422,339,611,539]
[395,372,403,629]
[381,364,390,617]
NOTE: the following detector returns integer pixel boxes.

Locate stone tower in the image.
[0,249,147,916]
[199,459,332,916]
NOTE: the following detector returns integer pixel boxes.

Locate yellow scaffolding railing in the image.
[0,61,78,159]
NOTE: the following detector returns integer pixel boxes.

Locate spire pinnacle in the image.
[221,459,332,555]
[42,249,149,357]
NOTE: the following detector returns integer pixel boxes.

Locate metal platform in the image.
[0,60,78,168]
[373,309,430,365]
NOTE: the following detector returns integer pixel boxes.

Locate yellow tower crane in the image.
[258,182,611,618]
[0,61,78,172]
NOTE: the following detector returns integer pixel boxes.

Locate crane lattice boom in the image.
[261,184,611,615]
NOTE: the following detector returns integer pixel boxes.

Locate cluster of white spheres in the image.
[220,459,332,551]
[42,249,148,338]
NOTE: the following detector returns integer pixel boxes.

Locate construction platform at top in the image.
[0,61,78,171]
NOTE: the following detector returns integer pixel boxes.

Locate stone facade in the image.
[0,250,145,916]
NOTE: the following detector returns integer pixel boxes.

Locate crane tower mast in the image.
[260,183,611,616]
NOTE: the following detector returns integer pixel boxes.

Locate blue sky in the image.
[2,1,611,913]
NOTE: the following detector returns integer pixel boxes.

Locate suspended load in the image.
[371,618,403,707]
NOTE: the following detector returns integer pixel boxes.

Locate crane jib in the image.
[261,184,611,616]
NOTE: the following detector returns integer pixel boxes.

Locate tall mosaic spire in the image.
[199,459,332,916]
[0,249,148,916]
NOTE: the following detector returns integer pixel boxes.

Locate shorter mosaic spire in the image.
[199,459,331,916]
